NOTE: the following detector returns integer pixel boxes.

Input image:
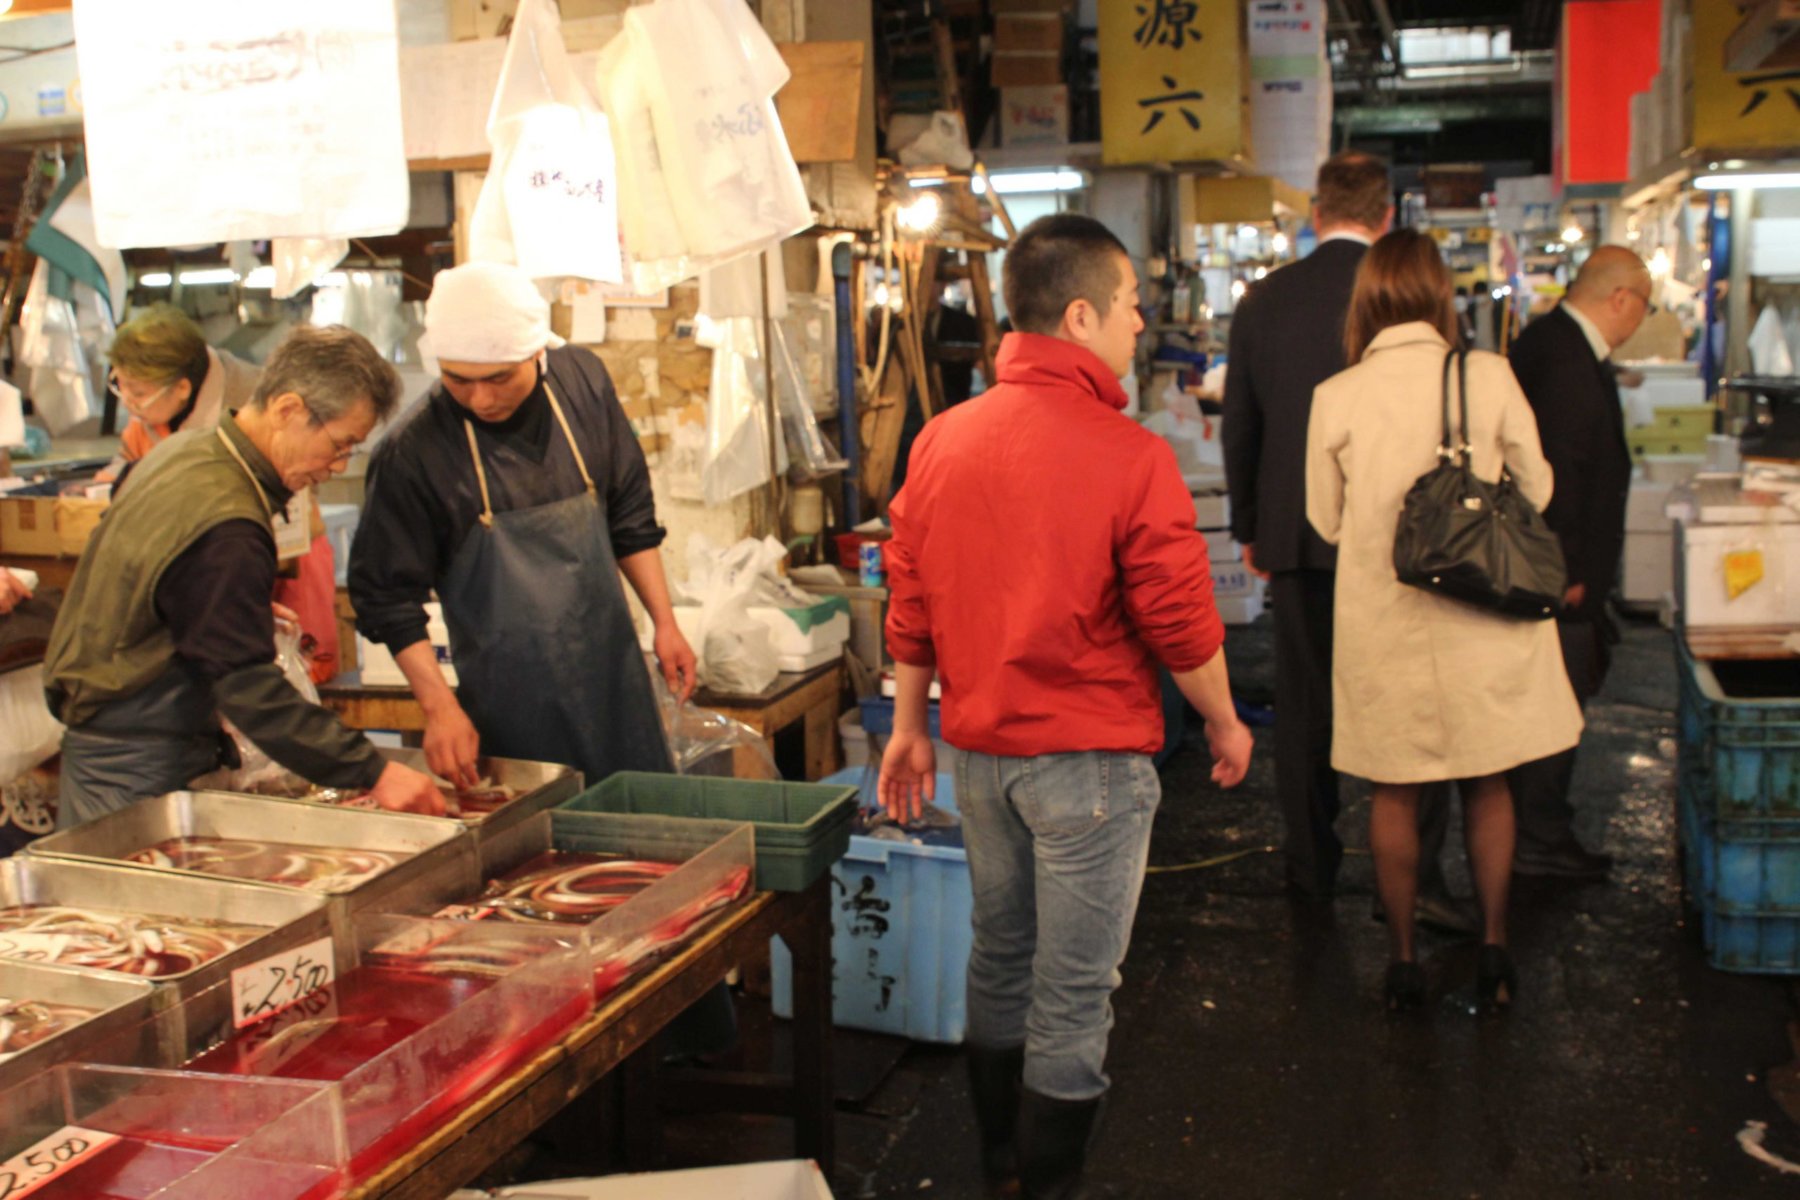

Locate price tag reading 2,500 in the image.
[0,1126,120,1200]
[229,935,337,1030]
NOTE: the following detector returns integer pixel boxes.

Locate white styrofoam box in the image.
[1193,489,1231,530]
[1622,528,1675,604]
[1217,589,1266,625]
[1212,562,1262,596]
[839,709,869,768]
[747,605,851,663]
[320,503,359,586]
[1627,479,1677,532]
[1705,435,1741,473]
[358,602,455,686]
[1643,454,1705,484]
[1618,372,1704,415]
[1750,218,1800,277]
[1203,528,1243,562]
[1679,521,1800,629]
[494,1160,835,1199]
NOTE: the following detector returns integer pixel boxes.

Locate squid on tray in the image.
[124,836,398,893]
[0,906,264,976]
[0,996,99,1058]
[301,779,519,821]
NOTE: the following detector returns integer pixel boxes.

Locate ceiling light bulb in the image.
[1271,232,1290,254]
[896,191,942,235]
[1561,225,1583,243]
[1650,248,1672,278]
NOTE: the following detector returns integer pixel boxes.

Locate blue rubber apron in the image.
[58,427,274,828]
[438,381,672,786]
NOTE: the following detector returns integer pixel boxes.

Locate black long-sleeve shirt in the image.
[156,519,384,789]
[350,346,665,653]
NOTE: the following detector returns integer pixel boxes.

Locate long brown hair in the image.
[1343,229,1460,363]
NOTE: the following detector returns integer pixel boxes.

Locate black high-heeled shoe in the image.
[1476,944,1517,1008]
[1384,961,1426,1012]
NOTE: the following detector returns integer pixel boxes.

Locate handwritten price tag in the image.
[229,935,336,1030]
[0,1126,120,1200]
[0,934,71,965]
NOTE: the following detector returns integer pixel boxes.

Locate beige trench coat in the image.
[1305,322,1582,783]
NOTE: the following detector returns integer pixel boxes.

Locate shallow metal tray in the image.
[257,748,582,847]
[0,961,163,1093]
[0,856,333,1002]
[26,790,479,936]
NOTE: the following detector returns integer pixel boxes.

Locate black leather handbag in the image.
[1392,350,1567,620]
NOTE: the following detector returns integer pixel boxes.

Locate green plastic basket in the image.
[558,773,857,891]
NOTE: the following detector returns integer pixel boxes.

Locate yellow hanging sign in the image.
[1100,0,1250,166]
[1692,2,1800,151]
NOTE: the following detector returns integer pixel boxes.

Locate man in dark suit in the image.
[1506,246,1651,879]
[1223,154,1466,929]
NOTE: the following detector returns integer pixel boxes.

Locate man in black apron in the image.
[44,326,446,826]
[349,262,696,791]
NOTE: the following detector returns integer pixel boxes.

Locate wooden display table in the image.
[347,880,835,1198]
[321,660,847,781]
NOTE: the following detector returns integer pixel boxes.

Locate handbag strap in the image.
[1439,348,1473,467]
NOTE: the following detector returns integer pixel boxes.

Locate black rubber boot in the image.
[966,1043,1025,1196]
[1017,1086,1104,1200]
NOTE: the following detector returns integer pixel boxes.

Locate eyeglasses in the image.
[320,424,358,462]
[106,370,177,408]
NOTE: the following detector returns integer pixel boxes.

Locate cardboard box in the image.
[0,492,63,556]
[999,85,1069,146]
[1192,489,1231,530]
[992,51,1062,87]
[494,1160,835,1199]
[995,13,1063,52]
[53,496,109,556]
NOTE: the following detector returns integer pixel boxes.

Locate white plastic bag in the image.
[701,316,786,507]
[648,660,778,778]
[470,0,623,285]
[18,259,106,436]
[273,237,350,300]
[191,619,319,796]
[0,667,63,785]
[680,535,787,694]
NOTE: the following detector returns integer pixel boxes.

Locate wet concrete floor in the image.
[506,615,1800,1198]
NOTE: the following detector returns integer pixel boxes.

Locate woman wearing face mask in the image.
[100,303,261,484]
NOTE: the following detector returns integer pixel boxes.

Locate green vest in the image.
[45,416,283,726]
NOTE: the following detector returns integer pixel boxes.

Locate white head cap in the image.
[423,261,567,364]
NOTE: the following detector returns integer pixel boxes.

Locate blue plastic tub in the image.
[1676,634,1800,818]
[770,767,971,1043]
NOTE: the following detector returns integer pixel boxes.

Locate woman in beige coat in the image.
[1305,230,1582,1012]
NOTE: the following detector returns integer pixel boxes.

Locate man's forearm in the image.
[1172,651,1237,729]
[891,661,935,735]
[619,547,678,628]
[395,640,459,715]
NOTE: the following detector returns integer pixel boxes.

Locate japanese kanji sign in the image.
[1692,0,1800,152]
[1101,0,1248,165]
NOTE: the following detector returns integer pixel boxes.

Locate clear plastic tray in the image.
[0,1062,346,1199]
[388,811,755,1001]
[111,914,591,1182]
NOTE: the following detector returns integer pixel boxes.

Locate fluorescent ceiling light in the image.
[977,169,1084,195]
[1694,173,1800,190]
[242,266,275,289]
[177,268,240,285]
[138,272,172,287]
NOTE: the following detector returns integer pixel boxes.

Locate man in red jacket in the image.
[880,213,1253,1200]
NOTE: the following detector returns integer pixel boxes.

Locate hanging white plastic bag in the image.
[17,260,103,436]
[701,316,786,507]
[680,534,787,694]
[771,322,847,479]
[647,661,779,778]
[190,619,319,796]
[72,0,408,247]
[0,667,63,785]
[470,0,623,284]
[273,237,350,300]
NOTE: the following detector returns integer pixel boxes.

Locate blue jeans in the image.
[954,746,1161,1101]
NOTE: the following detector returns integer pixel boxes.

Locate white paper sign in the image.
[229,935,336,1030]
[0,1127,121,1200]
[72,2,409,248]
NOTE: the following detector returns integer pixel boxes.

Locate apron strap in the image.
[462,419,497,528]
[215,426,275,520]
[543,381,597,496]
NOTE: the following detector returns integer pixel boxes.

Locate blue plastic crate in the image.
[770,767,972,1043]
[1703,909,1800,974]
[858,696,942,739]
[1675,634,1800,818]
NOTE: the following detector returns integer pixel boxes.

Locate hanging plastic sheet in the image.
[469,0,623,285]
[191,619,320,796]
[647,663,779,779]
[72,0,409,247]
[17,259,107,436]
[272,237,350,301]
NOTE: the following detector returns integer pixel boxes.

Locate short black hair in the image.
[1002,213,1129,336]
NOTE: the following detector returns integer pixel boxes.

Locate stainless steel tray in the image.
[255,748,582,846]
[0,857,333,1002]
[0,961,163,1093]
[26,790,479,935]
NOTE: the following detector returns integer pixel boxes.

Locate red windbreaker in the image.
[885,332,1224,758]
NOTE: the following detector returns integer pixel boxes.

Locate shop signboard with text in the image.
[1100,0,1249,165]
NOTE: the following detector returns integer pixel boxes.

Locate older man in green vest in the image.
[45,324,443,827]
